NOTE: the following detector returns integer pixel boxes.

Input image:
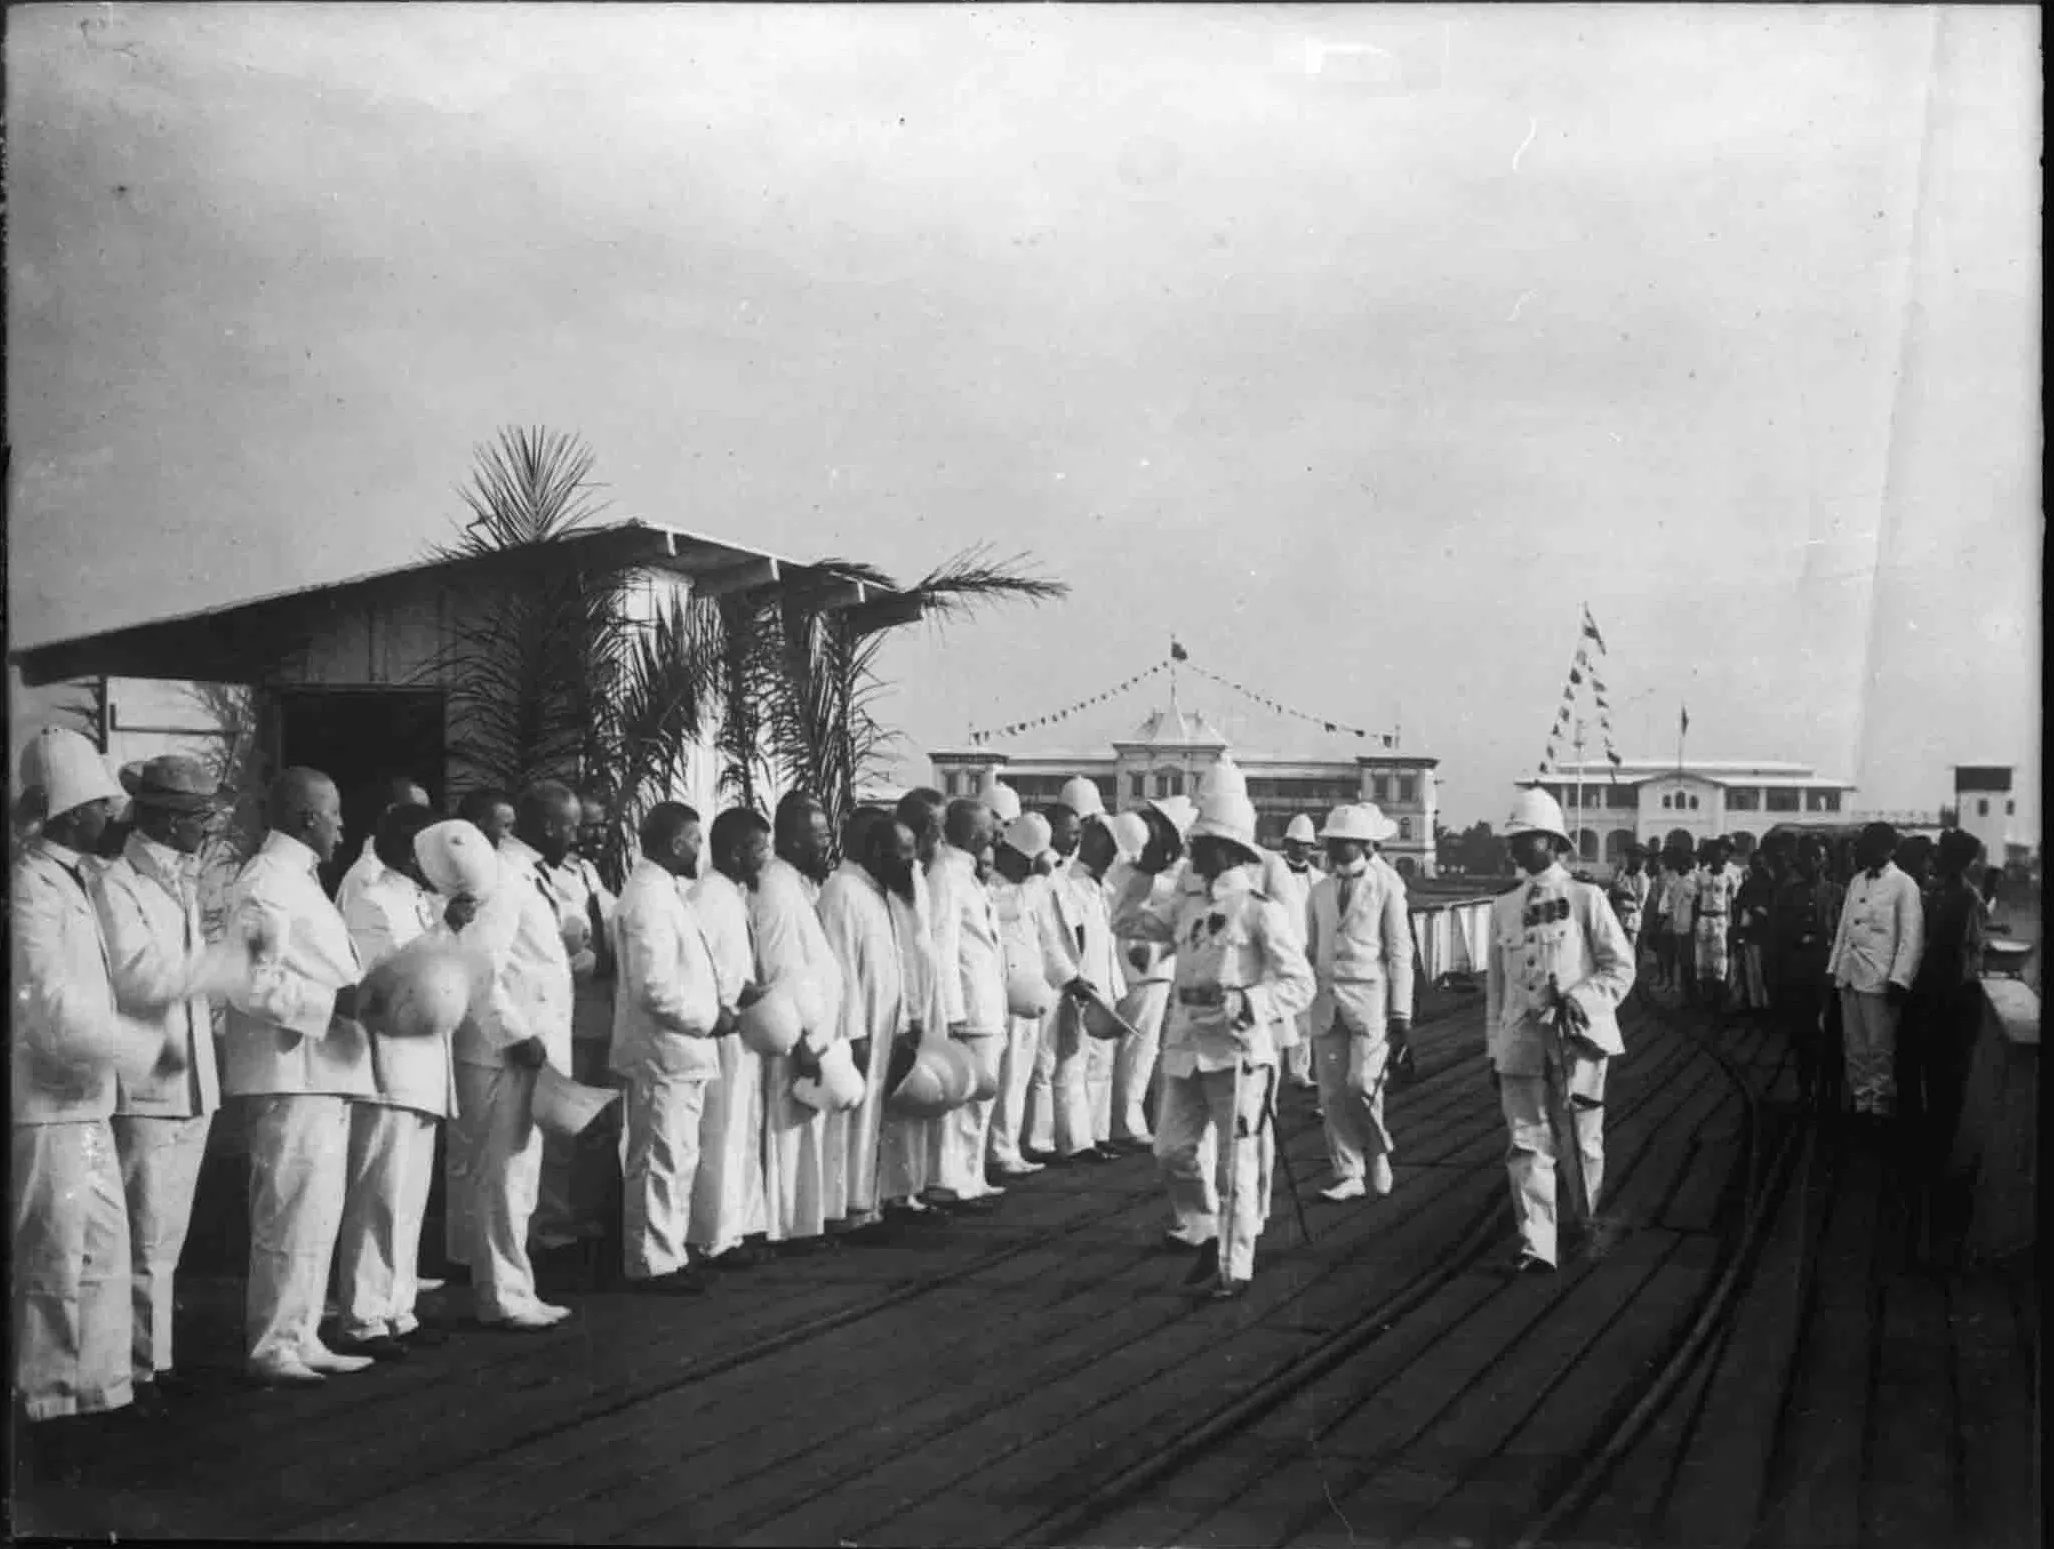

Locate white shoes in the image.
[1319,1178,1366,1203]
[1370,1156,1394,1197]
[303,1343,375,1375]
[246,1355,327,1387]
[481,1302,572,1332]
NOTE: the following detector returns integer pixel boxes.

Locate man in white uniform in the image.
[222,768,379,1383]
[1026,781,1122,1166]
[1485,789,1636,1274]
[335,802,454,1356]
[451,783,579,1329]
[818,807,919,1235]
[689,807,773,1269]
[1111,776,1315,1299]
[611,802,727,1296]
[531,791,617,1253]
[335,775,432,920]
[14,730,248,1474]
[1275,815,1321,1090]
[755,792,844,1256]
[1070,811,1131,1152]
[876,790,950,1221]
[925,798,1006,1208]
[93,756,236,1404]
[986,814,1055,1181]
[1305,804,1413,1202]
[1107,798,1197,1152]
[1827,822,1926,1124]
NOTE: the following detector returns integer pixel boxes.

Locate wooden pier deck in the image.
[13,990,2038,1548]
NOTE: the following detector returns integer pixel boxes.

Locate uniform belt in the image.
[1176,986,1227,1009]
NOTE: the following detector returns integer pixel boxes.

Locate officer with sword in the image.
[1111,756,1315,1301]
[1485,788,1636,1275]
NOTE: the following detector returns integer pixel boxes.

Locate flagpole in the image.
[1572,717,1586,866]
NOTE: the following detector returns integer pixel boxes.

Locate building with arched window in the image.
[929,698,1441,876]
[1523,758,1864,871]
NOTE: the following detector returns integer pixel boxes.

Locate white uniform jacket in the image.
[222,832,374,1100]
[750,857,844,1050]
[453,846,574,1073]
[991,873,1052,999]
[1110,864,1315,1074]
[1041,863,1128,1002]
[1306,860,1415,1037]
[1106,857,1186,986]
[608,860,722,1081]
[343,863,457,1117]
[93,833,221,1119]
[12,841,175,1125]
[928,844,1006,1034]
[1827,862,1926,994]
[1484,863,1636,1078]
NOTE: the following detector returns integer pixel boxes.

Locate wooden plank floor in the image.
[12,994,2037,1548]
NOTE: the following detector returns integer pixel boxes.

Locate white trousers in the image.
[442,1077,484,1269]
[1026,1006,1093,1156]
[244,1095,351,1366]
[931,1033,1001,1198]
[1840,989,1901,1116]
[762,1053,829,1241]
[1113,982,1169,1140]
[987,1015,1044,1168]
[1313,1030,1393,1184]
[336,1103,439,1340]
[111,1112,212,1380]
[879,1110,936,1204]
[533,1033,612,1248]
[1499,1062,1607,1267]
[1284,1010,1316,1084]
[620,1069,711,1280]
[1154,1065,1270,1282]
[12,1121,133,1420]
[452,1063,545,1320]
[689,1038,767,1254]
[1086,1034,1116,1145]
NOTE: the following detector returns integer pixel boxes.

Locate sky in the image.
[7,3,2041,834]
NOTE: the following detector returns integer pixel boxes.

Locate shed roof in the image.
[10,520,917,688]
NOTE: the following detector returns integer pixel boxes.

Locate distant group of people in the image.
[1604,820,1996,1166]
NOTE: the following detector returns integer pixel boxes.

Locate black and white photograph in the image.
[4,3,2040,1544]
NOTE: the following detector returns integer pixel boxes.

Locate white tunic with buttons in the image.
[1483,863,1635,1078]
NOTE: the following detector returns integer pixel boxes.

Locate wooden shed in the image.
[11,520,918,884]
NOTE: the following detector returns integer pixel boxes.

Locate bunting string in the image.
[1537,604,1623,780]
[1182,664,1397,747]
[968,644,1400,750]
[968,662,1168,745]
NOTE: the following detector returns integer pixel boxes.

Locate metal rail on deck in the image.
[998,991,1792,1549]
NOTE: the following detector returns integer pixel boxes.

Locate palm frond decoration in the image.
[182,680,265,934]
[605,586,728,883]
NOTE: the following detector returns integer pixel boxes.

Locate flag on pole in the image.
[1680,704,1690,737]
[1170,639,1189,662]
[1582,609,1608,654]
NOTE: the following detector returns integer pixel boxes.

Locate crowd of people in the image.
[8,719,2011,1482]
[1604,819,1997,1168]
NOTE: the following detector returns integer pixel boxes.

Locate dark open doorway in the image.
[275,688,447,897]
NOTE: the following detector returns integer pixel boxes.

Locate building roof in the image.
[1541,759,1852,788]
[1115,704,1231,749]
[10,520,916,688]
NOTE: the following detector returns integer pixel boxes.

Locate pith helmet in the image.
[1059,776,1106,818]
[1284,814,1318,845]
[1504,788,1572,848]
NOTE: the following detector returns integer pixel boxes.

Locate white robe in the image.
[816,863,916,1221]
[687,870,766,1253]
[751,859,843,1240]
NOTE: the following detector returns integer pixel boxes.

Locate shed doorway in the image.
[275,688,447,897]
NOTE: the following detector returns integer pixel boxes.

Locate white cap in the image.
[1109,811,1151,859]
[18,727,124,821]
[1002,811,1054,858]
[978,771,1022,824]
[1190,790,1261,858]
[1148,794,1199,837]
[1059,776,1106,818]
[415,820,502,898]
[1197,755,1247,803]
[1320,804,1398,844]
[1504,787,1572,847]
[1285,814,1318,845]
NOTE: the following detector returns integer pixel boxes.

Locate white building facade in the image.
[1526,758,1866,866]
[930,701,1442,878]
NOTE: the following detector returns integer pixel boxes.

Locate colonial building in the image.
[929,698,1441,877]
[1524,758,1862,865]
